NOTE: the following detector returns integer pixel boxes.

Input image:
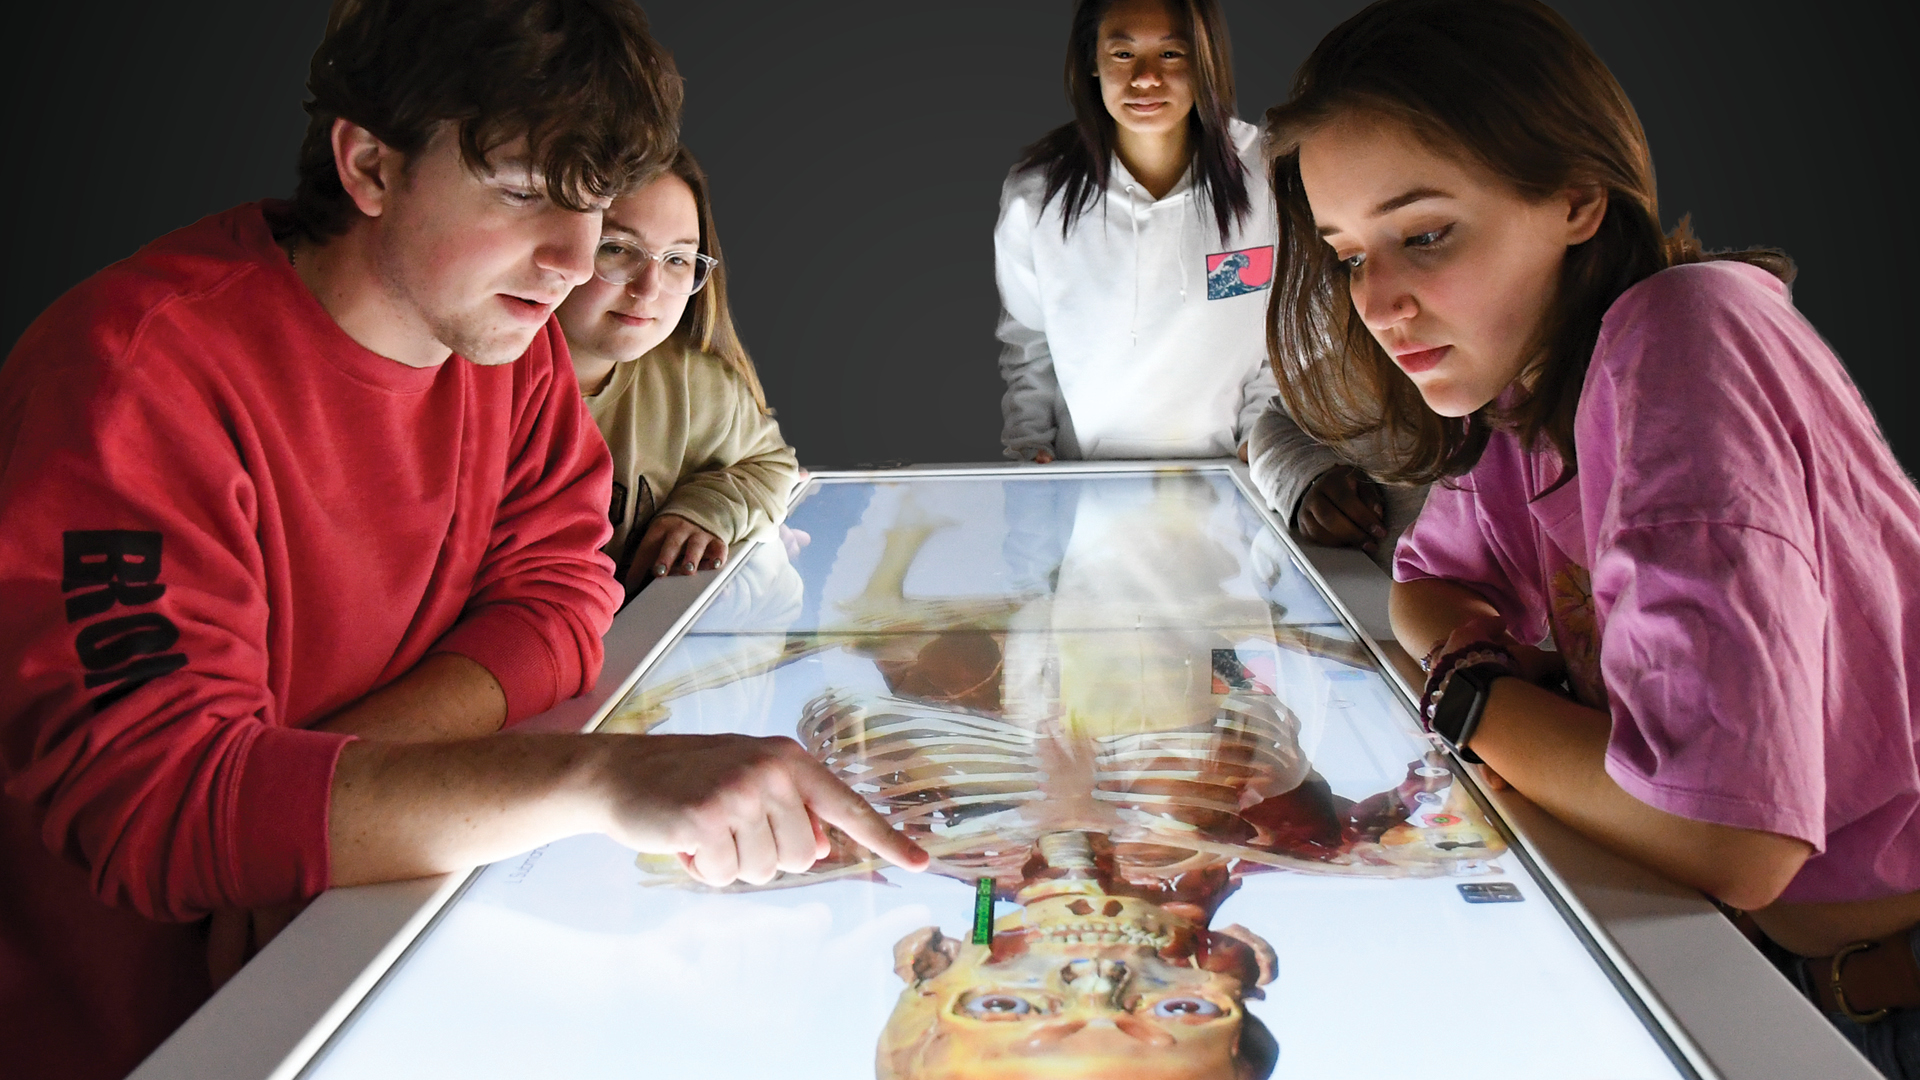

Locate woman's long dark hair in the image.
[1264,0,1791,487]
[1018,0,1250,242]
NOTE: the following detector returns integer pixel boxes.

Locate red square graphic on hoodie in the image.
[1206,245,1275,299]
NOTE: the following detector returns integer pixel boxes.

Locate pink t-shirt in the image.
[1396,261,1920,904]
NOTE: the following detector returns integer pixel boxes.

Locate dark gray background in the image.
[3,1,1913,469]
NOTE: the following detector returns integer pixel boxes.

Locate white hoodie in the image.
[995,117,1282,460]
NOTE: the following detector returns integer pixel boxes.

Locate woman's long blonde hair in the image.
[664,146,771,413]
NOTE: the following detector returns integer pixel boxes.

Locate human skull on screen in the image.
[876,866,1278,1080]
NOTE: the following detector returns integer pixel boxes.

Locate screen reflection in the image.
[608,473,1503,1079]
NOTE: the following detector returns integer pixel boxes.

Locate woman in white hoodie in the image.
[996,0,1264,462]
[996,0,1401,559]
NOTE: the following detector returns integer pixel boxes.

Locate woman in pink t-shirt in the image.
[1263,0,1920,1069]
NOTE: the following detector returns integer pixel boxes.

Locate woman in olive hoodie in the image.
[557,146,799,596]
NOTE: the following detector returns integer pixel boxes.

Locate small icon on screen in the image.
[1458,882,1524,904]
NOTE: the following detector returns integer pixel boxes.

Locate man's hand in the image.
[631,515,726,590]
[1296,465,1387,553]
[330,732,932,889]
[594,734,931,886]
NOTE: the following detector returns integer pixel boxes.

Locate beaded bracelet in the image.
[1418,641,1521,730]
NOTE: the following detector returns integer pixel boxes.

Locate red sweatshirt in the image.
[0,203,622,1079]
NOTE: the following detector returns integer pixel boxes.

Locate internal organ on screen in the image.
[799,691,1498,892]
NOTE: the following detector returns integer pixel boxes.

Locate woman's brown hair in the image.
[662,147,771,415]
[1019,0,1250,242]
[1264,0,1791,486]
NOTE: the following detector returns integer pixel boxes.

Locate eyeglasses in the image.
[593,237,717,294]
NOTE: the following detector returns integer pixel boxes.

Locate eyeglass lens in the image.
[593,239,712,294]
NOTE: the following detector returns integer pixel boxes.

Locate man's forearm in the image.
[326,730,932,890]
[327,734,606,886]
[316,652,507,743]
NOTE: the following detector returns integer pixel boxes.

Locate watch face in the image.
[1431,682,1477,746]
[1432,664,1503,764]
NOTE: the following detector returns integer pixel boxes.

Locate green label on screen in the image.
[971,877,993,945]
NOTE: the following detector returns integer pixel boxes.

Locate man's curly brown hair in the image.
[286,0,684,241]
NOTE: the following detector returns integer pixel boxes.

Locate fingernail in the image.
[653,564,667,576]
[1372,526,1386,538]
[682,562,695,573]
[713,557,725,568]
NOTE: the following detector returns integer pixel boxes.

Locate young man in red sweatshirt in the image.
[0,3,925,1078]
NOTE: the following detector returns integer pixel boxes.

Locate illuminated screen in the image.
[301,469,1691,1080]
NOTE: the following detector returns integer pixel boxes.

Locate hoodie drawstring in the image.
[1177,191,1189,304]
[1124,182,1141,345]
[1123,178,1196,344]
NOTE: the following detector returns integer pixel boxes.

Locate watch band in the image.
[1420,643,1518,724]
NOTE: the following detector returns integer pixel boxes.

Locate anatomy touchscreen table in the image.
[297,467,1694,1080]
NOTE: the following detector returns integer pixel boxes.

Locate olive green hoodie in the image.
[583,340,799,585]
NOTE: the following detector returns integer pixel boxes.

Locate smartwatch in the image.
[1428,663,1509,765]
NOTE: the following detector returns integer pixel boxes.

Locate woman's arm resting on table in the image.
[1391,576,1811,911]
[328,732,931,889]
[1471,678,1811,911]
[1391,576,1563,683]
[1390,576,1503,660]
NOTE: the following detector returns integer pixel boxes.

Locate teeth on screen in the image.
[1037,922,1171,948]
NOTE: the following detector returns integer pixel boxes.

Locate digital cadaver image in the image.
[604,475,1506,1079]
